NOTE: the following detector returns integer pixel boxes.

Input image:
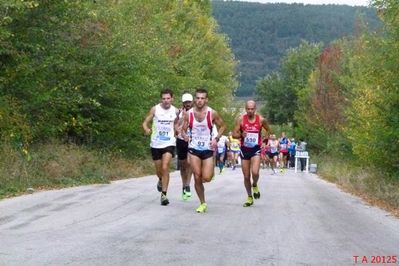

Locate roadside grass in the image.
[0,141,154,199]
[315,154,399,217]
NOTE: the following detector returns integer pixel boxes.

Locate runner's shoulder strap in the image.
[189,110,212,130]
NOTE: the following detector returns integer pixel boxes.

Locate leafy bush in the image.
[0,0,237,158]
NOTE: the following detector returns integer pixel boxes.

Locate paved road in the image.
[1,167,398,266]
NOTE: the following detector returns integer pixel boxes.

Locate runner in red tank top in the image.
[232,100,272,207]
[240,113,262,149]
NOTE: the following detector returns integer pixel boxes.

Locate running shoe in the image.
[185,186,192,198]
[243,196,254,207]
[160,193,169,206]
[253,185,261,199]
[182,191,188,201]
[196,203,208,213]
[157,179,162,192]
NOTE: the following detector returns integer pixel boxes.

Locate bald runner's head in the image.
[245,100,256,118]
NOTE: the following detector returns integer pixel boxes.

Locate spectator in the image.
[288,138,296,168]
[296,138,307,171]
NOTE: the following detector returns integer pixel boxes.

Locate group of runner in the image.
[260,132,297,174]
[214,131,244,173]
[142,88,271,213]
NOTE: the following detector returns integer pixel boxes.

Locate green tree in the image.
[256,41,321,125]
[295,40,353,153]
[345,0,399,175]
[212,1,380,96]
[0,0,237,157]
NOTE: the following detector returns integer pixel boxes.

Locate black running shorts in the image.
[240,146,261,160]
[151,146,175,161]
[267,151,279,159]
[176,138,189,160]
[188,148,214,160]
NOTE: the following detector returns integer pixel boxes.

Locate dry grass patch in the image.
[104,156,154,181]
[316,155,399,218]
[0,141,154,199]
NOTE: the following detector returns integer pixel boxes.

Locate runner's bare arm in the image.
[174,109,182,135]
[142,106,155,135]
[180,112,190,142]
[232,116,243,139]
[212,110,226,140]
[260,116,272,136]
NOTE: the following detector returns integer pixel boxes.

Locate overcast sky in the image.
[241,0,370,6]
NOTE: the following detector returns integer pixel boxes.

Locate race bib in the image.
[157,124,172,141]
[244,132,258,148]
[192,135,210,150]
[231,143,240,150]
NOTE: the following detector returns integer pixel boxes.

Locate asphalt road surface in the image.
[1,167,398,266]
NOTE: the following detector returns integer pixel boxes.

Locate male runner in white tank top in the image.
[181,88,226,213]
[142,88,179,206]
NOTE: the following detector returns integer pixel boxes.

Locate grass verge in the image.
[0,141,155,199]
[314,154,399,217]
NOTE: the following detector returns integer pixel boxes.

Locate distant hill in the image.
[211,1,381,96]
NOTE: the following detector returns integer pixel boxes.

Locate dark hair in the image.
[195,87,208,97]
[160,88,173,98]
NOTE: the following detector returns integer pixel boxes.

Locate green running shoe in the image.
[185,186,192,197]
[253,185,261,199]
[196,203,208,213]
[160,194,169,206]
[182,191,188,201]
[243,196,254,207]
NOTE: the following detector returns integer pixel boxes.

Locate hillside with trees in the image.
[256,0,399,210]
[211,1,381,96]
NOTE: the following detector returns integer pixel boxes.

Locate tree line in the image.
[256,0,399,178]
[212,1,381,96]
[0,0,237,158]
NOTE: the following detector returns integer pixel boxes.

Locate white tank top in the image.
[150,104,177,148]
[188,107,213,151]
[269,140,278,153]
